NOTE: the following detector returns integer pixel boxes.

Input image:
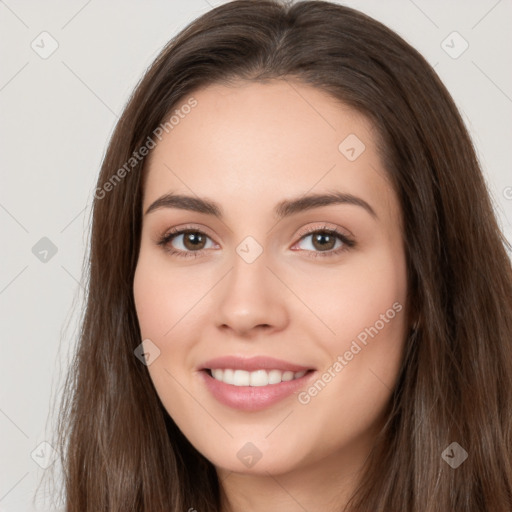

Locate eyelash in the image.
[156,224,356,260]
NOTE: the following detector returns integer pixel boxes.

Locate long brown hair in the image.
[50,1,512,510]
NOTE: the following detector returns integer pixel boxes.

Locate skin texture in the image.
[133,80,409,512]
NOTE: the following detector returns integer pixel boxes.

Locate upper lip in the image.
[199,355,314,373]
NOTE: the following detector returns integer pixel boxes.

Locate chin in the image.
[197,438,311,477]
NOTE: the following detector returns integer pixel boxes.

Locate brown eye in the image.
[180,231,207,251]
[157,228,216,258]
[293,227,356,258]
[310,232,337,251]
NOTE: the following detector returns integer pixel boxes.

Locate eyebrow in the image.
[144,191,377,220]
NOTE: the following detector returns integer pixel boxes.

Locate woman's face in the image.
[133,79,408,478]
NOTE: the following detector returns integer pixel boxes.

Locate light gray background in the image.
[1,0,511,510]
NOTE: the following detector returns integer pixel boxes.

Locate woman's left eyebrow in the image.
[144,191,377,220]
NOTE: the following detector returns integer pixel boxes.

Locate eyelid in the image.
[160,221,352,239]
[157,222,355,258]
[157,223,218,243]
[294,222,354,240]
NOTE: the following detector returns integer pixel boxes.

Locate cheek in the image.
[133,256,199,423]
[132,251,213,396]
[298,246,408,431]
[301,244,406,374]
[133,263,169,340]
[299,241,407,354]
[133,251,210,339]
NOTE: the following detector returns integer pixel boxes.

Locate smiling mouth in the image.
[204,368,314,386]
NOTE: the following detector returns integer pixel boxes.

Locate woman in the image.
[53,1,512,510]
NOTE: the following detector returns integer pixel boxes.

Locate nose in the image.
[214,252,289,337]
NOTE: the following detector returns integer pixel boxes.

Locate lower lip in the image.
[199,370,315,411]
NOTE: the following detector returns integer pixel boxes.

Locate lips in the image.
[199,355,313,373]
[198,355,316,411]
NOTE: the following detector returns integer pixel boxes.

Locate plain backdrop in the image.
[1,0,511,510]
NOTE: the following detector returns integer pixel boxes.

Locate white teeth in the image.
[233,369,250,386]
[223,368,234,385]
[209,368,308,386]
[212,369,223,381]
[268,369,282,385]
[282,371,294,382]
[250,369,268,387]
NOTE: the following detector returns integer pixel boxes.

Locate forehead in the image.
[142,80,398,226]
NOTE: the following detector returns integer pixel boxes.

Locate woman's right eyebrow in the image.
[144,191,378,220]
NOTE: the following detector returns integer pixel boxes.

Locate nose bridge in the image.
[214,243,288,334]
[230,244,271,295]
